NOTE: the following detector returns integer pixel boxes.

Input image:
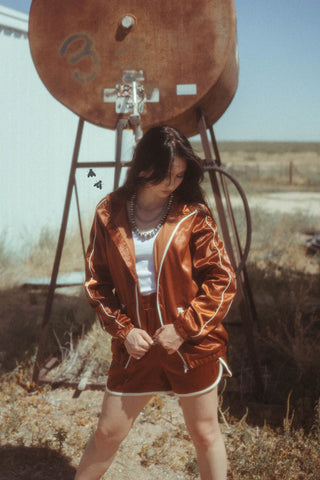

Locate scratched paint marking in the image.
[59,33,100,84]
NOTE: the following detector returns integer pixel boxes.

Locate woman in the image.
[75,125,236,480]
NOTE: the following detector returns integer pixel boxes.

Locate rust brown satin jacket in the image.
[85,189,236,371]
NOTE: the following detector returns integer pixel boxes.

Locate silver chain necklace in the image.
[128,192,174,240]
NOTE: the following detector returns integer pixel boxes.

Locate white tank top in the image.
[132,231,159,294]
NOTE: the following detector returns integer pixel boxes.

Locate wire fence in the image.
[226,161,320,186]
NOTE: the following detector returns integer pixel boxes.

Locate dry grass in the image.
[194,140,320,192]
[1,142,320,478]
[0,371,320,479]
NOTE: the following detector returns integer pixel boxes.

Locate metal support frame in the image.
[32,112,263,397]
[197,109,263,396]
[32,117,130,384]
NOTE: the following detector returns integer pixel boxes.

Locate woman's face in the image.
[141,156,187,199]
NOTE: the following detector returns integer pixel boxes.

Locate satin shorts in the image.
[106,293,229,397]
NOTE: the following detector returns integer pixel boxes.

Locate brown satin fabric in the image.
[85,190,236,370]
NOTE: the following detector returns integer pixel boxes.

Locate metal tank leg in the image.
[197,110,264,397]
[208,124,259,328]
[74,179,86,260]
[32,117,85,384]
[114,119,129,190]
[32,117,134,387]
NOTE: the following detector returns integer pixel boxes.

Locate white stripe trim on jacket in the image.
[86,199,124,329]
[156,210,198,326]
[190,216,233,338]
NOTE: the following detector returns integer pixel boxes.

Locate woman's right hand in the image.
[124,328,154,359]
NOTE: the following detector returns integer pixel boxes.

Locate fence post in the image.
[289,161,293,185]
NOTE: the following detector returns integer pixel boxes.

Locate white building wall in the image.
[0,6,134,258]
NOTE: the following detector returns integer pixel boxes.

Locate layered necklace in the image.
[128,192,174,240]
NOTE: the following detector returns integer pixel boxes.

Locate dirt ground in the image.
[0,379,232,480]
[1,368,319,480]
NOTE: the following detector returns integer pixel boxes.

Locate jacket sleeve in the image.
[173,211,236,342]
[84,203,135,342]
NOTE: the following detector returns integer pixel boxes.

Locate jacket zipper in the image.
[156,211,197,374]
[135,283,142,328]
[124,356,131,369]
[176,350,189,373]
[126,284,142,369]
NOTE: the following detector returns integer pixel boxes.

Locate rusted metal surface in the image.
[28,0,238,136]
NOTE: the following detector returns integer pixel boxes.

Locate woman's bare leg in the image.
[75,392,152,480]
[179,387,227,480]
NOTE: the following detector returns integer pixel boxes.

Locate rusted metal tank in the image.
[29,0,238,136]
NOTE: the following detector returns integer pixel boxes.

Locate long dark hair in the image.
[122,125,207,205]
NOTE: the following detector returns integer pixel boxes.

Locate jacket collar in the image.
[153,200,196,274]
[105,191,137,281]
[104,190,198,281]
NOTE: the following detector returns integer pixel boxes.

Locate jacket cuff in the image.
[98,311,135,344]
[173,316,190,341]
[116,323,135,343]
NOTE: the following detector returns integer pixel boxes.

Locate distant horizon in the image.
[193,138,320,144]
[191,139,320,155]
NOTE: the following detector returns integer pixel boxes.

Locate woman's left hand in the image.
[153,324,184,354]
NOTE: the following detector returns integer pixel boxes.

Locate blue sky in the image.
[2,0,319,141]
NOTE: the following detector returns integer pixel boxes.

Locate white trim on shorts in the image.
[105,358,232,397]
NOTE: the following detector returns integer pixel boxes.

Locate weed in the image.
[54,427,68,452]
[283,390,294,436]
[311,398,320,442]
[140,394,166,424]
[0,232,12,270]
[185,455,199,477]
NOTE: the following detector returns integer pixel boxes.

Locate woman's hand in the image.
[124,328,154,359]
[153,324,184,354]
